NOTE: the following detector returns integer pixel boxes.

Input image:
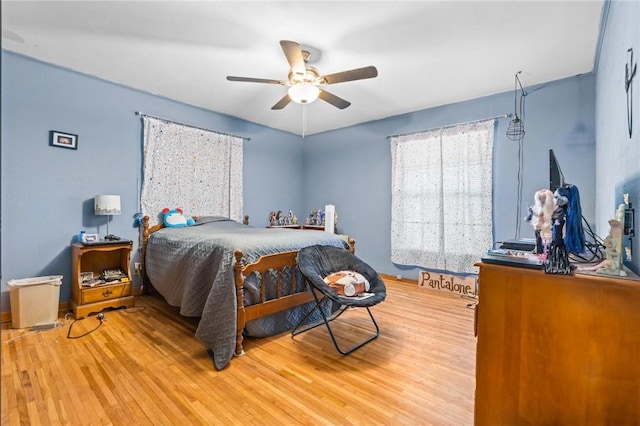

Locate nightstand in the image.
[70,242,135,318]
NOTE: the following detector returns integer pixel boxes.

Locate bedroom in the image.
[1,0,639,423]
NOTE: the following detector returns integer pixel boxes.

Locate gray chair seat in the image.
[292,245,387,355]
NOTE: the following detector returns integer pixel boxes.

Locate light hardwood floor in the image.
[1,280,477,425]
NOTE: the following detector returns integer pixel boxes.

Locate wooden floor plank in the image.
[1,279,476,425]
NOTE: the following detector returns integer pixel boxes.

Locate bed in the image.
[141,215,355,370]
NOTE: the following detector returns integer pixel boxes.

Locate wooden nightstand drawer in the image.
[81,281,131,304]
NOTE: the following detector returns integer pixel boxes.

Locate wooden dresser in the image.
[475,262,640,425]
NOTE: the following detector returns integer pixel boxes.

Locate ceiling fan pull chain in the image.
[302,104,307,138]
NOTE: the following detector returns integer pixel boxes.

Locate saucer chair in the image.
[292,245,387,355]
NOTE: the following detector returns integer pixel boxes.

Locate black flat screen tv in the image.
[549,149,566,191]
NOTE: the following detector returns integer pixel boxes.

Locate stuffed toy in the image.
[162,208,195,228]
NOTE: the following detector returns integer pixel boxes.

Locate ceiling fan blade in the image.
[318,89,351,109]
[271,94,292,110]
[321,66,378,85]
[227,76,287,85]
[280,40,306,78]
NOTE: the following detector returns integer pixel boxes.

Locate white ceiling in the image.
[1,1,603,136]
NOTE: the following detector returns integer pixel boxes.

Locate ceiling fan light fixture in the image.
[288,83,320,104]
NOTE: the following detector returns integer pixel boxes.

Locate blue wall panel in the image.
[595,0,640,274]
[303,75,596,279]
[0,51,303,312]
[2,48,611,311]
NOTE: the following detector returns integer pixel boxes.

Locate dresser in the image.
[475,262,640,425]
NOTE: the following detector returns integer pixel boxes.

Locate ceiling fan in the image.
[226,40,378,110]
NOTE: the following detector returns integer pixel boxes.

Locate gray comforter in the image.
[144,216,348,370]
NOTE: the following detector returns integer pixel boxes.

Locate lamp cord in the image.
[515,137,524,239]
[67,313,104,339]
[513,72,527,239]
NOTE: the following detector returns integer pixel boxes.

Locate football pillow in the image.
[323,270,370,297]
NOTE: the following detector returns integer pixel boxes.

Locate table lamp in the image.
[94,195,121,240]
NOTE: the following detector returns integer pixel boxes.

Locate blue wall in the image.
[1,48,602,312]
[594,0,640,274]
[0,51,305,312]
[303,75,596,279]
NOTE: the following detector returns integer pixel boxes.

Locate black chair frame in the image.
[291,284,380,355]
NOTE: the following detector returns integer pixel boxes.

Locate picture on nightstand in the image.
[82,233,98,243]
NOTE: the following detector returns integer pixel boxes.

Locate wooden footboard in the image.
[232,250,309,356]
[232,238,355,357]
[141,214,355,359]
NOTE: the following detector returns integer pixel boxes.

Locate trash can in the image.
[7,275,62,329]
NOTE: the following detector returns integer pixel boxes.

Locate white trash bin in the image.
[7,275,62,329]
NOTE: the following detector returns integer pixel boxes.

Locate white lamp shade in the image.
[288,83,320,104]
[94,195,121,216]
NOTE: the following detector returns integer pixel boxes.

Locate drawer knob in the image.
[102,289,113,297]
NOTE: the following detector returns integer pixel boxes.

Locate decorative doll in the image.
[525,189,555,255]
[597,205,627,276]
[577,204,627,277]
[543,185,585,274]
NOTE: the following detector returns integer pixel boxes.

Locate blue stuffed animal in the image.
[162,207,195,228]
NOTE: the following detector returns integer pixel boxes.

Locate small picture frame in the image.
[82,233,98,243]
[49,130,78,150]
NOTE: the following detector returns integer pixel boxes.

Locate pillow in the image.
[323,271,370,297]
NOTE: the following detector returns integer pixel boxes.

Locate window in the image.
[141,116,243,226]
[390,120,494,273]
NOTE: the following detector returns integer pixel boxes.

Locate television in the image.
[549,149,566,191]
[500,149,568,252]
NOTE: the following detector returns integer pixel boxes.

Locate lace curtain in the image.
[390,120,494,273]
[141,116,243,226]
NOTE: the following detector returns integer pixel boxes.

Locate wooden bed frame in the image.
[140,215,355,357]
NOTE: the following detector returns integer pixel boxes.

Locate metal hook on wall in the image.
[625,48,636,138]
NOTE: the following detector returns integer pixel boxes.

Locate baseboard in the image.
[2,288,144,326]
[379,273,418,285]
[1,301,68,326]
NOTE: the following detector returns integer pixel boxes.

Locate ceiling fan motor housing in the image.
[289,66,321,85]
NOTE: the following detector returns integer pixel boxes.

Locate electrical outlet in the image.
[134,262,142,274]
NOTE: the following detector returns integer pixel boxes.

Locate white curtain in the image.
[390,120,494,273]
[141,116,243,226]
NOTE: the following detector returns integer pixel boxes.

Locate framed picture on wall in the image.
[49,130,78,150]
